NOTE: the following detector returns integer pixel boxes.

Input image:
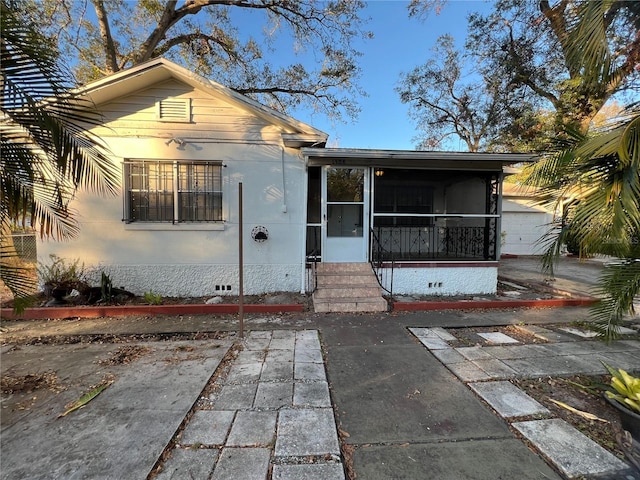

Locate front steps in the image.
[312,263,388,313]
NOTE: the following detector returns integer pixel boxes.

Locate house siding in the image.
[90,79,283,142]
[37,78,307,297]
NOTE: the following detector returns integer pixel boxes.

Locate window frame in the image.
[123,159,223,228]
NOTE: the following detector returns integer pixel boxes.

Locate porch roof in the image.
[302,148,537,171]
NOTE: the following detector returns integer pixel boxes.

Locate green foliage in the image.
[518,3,640,341]
[100,272,113,303]
[23,0,370,123]
[37,254,86,292]
[589,259,640,342]
[397,34,522,151]
[143,290,163,305]
[465,0,639,131]
[405,1,640,151]
[602,362,640,414]
[58,377,113,418]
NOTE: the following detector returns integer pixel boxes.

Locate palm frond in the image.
[589,258,640,341]
[1,0,119,309]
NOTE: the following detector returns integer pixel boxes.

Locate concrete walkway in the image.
[155,330,343,480]
[1,314,639,479]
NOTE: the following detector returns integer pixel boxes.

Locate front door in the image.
[323,167,369,262]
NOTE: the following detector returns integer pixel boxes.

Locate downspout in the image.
[281,147,287,213]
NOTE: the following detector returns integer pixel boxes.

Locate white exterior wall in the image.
[37,79,309,296]
[380,266,498,295]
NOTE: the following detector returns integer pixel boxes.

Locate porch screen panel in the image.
[371,169,500,261]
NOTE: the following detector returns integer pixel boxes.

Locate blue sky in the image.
[299,0,493,151]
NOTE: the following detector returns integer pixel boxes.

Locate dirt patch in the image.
[14,331,229,346]
[514,375,631,461]
[1,289,311,309]
[1,371,64,394]
[446,325,548,347]
[96,345,153,365]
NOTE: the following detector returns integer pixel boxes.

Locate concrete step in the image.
[313,286,382,299]
[316,275,380,287]
[313,262,387,313]
[313,297,388,313]
[316,262,373,274]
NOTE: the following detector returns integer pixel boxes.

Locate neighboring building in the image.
[37,58,534,299]
[501,183,555,256]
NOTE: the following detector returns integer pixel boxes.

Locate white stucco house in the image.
[37,58,535,299]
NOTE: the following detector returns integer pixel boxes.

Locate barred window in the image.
[124,160,222,223]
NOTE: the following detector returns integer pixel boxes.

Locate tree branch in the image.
[135,0,327,65]
[90,0,118,74]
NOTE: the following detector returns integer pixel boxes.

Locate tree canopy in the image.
[402,0,640,151]
[519,0,640,339]
[396,34,540,152]
[19,0,372,123]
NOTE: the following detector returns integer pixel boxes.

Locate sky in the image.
[294,0,493,151]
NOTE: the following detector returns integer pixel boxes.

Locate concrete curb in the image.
[1,296,599,320]
[392,297,597,311]
[0,303,304,320]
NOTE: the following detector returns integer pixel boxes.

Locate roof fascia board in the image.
[302,147,537,164]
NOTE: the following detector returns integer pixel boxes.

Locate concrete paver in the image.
[513,419,633,479]
[294,381,331,407]
[154,448,219,480]
[275,408,341,457]
[170,329,343,479]
[226,411,277,446]
[272,463,345,480]
[214,447,271,480]
[468,380,550,418]
[181,410,235,445]
[478,331,520,344]
[214,383,258,409]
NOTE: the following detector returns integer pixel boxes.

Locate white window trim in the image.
[124,222,225,231]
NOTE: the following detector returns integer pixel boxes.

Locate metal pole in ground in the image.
[238,182,244,339]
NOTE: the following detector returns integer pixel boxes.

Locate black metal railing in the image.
[371,224,495,262]
[370,228,394,298]
[305,225,321,293]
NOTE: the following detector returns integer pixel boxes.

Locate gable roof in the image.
[74,58,328,147]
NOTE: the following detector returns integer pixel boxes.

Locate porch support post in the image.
[483,173,499,260]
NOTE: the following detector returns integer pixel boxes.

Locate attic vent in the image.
[156,98,191,122]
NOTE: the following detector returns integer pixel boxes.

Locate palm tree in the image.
[1,0,118,311]
[524,1,640,340]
